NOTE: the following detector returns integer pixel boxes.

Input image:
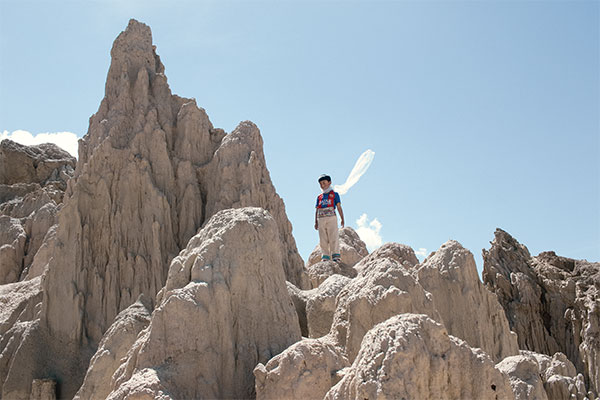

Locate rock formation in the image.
[75,295,152,400]
[285,273,353,339]
[254,337,347,400]
[0,140,74,188]
[0,19,306,399]
[483,228,600,396]
[105,207,301,399]
[306,275,352,338]
[1,18,598,400]
[416,240,519,362]
[30,379,56,400]
[306,260,357,288]
[497,354,550,400]
[326,314,514,400]
[497,351,590,400]
[0,139,75,284]
[353,241,418,275]
[329,243,439,362]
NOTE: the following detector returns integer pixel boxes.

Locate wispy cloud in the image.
[334,149,374,195]
[355,213,383,252]
[1,130,79,158]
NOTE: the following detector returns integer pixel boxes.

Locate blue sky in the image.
[1,0,598,271]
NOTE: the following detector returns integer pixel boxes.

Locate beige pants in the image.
[318,215,340,258]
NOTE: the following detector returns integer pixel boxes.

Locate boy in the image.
[314,174,345,262]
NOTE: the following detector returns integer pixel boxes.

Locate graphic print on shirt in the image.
[316,191,340,218]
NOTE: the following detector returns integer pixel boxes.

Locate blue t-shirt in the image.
[316,190,340,218]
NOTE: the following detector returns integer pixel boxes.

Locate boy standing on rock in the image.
[315,174,345,262]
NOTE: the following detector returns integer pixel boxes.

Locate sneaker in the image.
[321,255,331,261]
[332,254,341,263]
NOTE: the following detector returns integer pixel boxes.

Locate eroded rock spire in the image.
[0,19,306,398]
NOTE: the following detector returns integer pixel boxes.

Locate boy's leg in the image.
[318,219,330,260]
[323,216,339,261]
[331,218,341,262]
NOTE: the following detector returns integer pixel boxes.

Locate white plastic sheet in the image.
[334,149,375,195]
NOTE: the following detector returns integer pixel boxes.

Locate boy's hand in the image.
[340,219,345,228]
[314,221,318,230]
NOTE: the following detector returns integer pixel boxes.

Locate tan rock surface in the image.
[203,120,307,288]
[524,351,591,400]
[75,295,152,400]
[498,351,591,400]
[496,354,549,400]
[0,140,74,284]
[353,241,419,275]
[0,319,94,400]
[287,281,310,337]
[106,207,301,399]
[0,216,27,284]
[0,139,75,188]
[329,243,439,362]
[417,240,519,362]
[306,259,357,288]
[254,337,348,400]
[306,274,352,338]
[287,274,352,339]
[483,228,600,396]
[30,379,56,400]
[0,277,42,338]
[326,314,514,400]
[0,278,45,399]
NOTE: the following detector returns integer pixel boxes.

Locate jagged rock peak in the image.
[79,18,183,167]
[417,239,519,362]
[483,228,600,397]
[106,19,165,101]
[0,18,308,399]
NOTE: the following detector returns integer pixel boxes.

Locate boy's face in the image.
[319,179,331,190]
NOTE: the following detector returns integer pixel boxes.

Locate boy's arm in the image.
[337,203,345,228]
[315,209,318,230]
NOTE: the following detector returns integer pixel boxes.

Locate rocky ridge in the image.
[483,228,599,397]
[0,19,598,400]
[0,139,75,284]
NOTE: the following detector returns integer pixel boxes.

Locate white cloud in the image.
[334,149,375,195]
[1,130,79,158]
[415,248,428,259]
[355,213,383,252]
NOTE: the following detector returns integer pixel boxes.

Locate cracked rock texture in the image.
[497,351,590,400]
[326,314,514,400]
[306,259,357,288]
[0,139,75,188]
[0,140,75,284]
[329,243,439,362]
[483,228,600,396]
[105,207,301,399]
[417,240,519,362]
[254,337,348,400]
[74,295,152,400]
